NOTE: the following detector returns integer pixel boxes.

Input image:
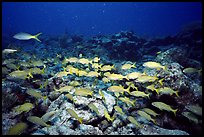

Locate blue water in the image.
[2,2,202,39]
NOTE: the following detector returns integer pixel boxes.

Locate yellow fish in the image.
[119,97,135,106]
[13,32,42,42]
[143,61,167,71]
[137,110,157,124]
[127,116,142,128]
[152,102,178,116]
[27,116,50,127]
[7,122,28,135]
[104,109,114,122]
[130,91,150,99]
[74,88,93,97]
[67,108,83,124]
[107,85,130,94]
[121,62,136,70]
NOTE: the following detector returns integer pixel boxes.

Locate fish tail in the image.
[125,76,129,80]
[132,62,136,68]
[126,86,131,94]
[158,78,164,86]
[155,88,160,94]
[147,93,150,99]
[43,96,47,101]
[173,109,178,116]
[198,68,202,76]
[175,90,179,97]
[163,65,168,72]
[27,72,33,79]
[153,119,158,125]
[34,32,42,42]
[78,117,83,124]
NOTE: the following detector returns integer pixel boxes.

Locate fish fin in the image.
[198,68,202,76]
[78,117,83,124]
[125,76,129,80]
[27,72,33,79]
[175,90,179,97]
[163,65,168,72]
[33,32,42,42]
[158,78,164,86]
[43,96,47,101]
[126,86,131,94]
[155,88,160,94]
[16,65,21,70]
[147,93,150,99]
[173,109,178,116]
[132,62,136,68]
[153,119,158,125]
[39,84,43,89]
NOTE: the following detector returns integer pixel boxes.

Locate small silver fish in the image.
[13,32,42,42]
[2,49,17,54]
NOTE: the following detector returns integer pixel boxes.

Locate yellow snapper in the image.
[2,49,17,54]
[65,93,76,102]
[27,116,50,127]
[104,109,114,122]
[54,86,74,93]
[65,65,79,74]
[126,72,143,80]
[114,106,124,115]
[9,70,33,80]
[91,63,102,70]
[125,82,138,91]
[142,108,159,117]
[26,88,47,100]
[152,102,178,116]
[78,58,92,65]
[107,85,130,94]
[100,65,115,72]
[102,77,110,83]
[137,110,157,124]
[99,89,106,101]
[6,63,18,70]
[13,32,42,42]
[55,71,70,78]
[66,57,79,63]
[13,103,34,113]
[107,73,127,81]
[127,116,142,128]
[121,62,136,70]
[88,102,100,115]
[67,108,83,124]
[74,88,93,97]
[77,70,88,76]
[31,60,44,67]
[143,61,167,70]
[119,97,136,106]
[146,84,159,94]
[41,111,58,122]
[93,56,100,63]
[158,87,179,97]
[136,75,158,83]
[7,122,28,135]
[87,71,100,77]
[69,81,81,87]
[130,91,150,99]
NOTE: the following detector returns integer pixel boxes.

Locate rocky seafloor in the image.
[2,22,202,135]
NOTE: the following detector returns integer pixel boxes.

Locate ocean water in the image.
[2,2,202,135]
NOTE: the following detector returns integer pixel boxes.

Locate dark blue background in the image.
[2,2,202,38]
